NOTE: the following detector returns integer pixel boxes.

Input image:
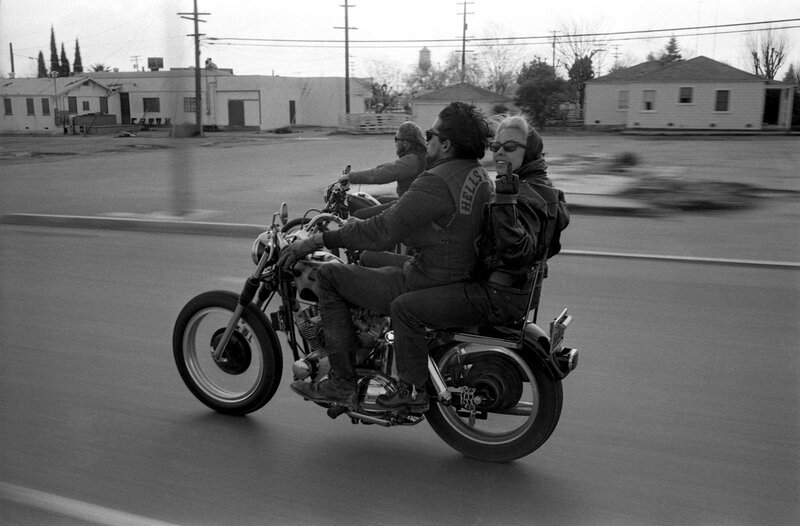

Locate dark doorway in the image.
[228,100,245,126]
[762,89,781,125]
[289,100,296,126]
[120,93,130,124]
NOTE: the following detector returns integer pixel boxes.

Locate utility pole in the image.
[130,55,141,71]
[335,3,356,114]
[458,1,474,83]
[551,30,557,69]
[178,0,209,137]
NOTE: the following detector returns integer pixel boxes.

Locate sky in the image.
[1,0,799,83]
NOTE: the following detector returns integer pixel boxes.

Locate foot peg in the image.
[326,405,348,419]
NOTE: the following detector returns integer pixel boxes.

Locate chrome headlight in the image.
[251,231,276,265]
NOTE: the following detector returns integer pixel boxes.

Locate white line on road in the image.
[562,249,800,269]
[0,482,182,526]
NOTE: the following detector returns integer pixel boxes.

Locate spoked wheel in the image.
[426,343,563,462]
[172,290,282,415]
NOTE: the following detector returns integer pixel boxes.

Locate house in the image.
[0,76,115,133]
[1,69,371,134]
[411,82,514,128]
[584,56,796,131]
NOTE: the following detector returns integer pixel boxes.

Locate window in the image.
[143,98,160,112]
[82,101,90,111]
[68,96,78,114]
[3,98,11,115]
[26,98,35,115]
[42,98,50,115]
[643,90,656,111]
[679,87,693,104]
[715,90,730,112]
[184,97,197,113]
[618,90,629,110]
[100,97,108,114]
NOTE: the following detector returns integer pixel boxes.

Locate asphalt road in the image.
[1,132,798,525]
[0,226,797,526]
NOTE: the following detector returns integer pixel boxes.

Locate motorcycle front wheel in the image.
[172,290,282,415]
[426,343,563,463]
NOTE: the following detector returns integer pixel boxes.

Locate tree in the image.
[556,19,608,76]
[514,58,571,128]
[49,27,59,74]
[73,39,83,73]
[90,63,111,72]
[59,43,71,77]
[568,55,594,109]
[404,50,484,94]
[647,36,684,62]
[746,28,790,80]
[37,51,48,78]
[475,22,522,95]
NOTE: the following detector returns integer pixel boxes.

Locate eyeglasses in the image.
[489,141,527,153]
[425,129,446,142]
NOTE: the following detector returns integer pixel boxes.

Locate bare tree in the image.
[556,19,608,76]
[745,28,790,80]
[475,22,522,95]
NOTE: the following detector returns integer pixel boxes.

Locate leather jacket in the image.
[476,157,569,286]
[323,157,492,289]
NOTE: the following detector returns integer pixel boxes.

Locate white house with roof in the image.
[584,56,795,131]
[0,69,370,134]
[411,82,515,128]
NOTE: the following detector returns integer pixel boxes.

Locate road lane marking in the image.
[0,482,182,526]
[562,249,800,269]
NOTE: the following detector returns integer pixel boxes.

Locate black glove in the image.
[493,166,519,204]
[277,234,324,270]
[495,172,519,195]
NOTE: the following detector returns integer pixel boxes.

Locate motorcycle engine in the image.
[295,306,389,353]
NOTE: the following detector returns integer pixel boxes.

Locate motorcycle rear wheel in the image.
[426,343,563,463]
[172,290,282,415]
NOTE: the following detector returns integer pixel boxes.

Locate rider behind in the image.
[342,121,427,219]
[376,114,570,410]
[278,102,493,410]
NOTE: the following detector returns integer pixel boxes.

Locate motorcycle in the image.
[172,201,579,463]
[282,165,382,234]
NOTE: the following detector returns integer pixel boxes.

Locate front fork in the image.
[211,244,275,361]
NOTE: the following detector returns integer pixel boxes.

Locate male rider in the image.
[278,101,492,411]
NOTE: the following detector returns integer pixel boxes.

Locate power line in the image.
[207,23,800,50]
[206,17,800,46]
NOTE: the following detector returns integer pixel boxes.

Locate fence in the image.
[338,113,408,134]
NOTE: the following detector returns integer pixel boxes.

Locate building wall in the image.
[0,82,111,133]
[412,101,511,130]
[625,82,765,130]
[583,83,628,126]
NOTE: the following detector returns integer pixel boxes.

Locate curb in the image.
[0,213,265,238]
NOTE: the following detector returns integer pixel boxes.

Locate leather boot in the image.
[290,352,358,408]
[376,380,429,412]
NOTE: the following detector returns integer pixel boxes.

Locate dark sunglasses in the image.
[489,141,527,153]
[425,129,446,142]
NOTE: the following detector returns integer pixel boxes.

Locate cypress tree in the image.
[60,43,70,77]
[49,27,59,74]
[37,51,48,77]
[73,39,83,73]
